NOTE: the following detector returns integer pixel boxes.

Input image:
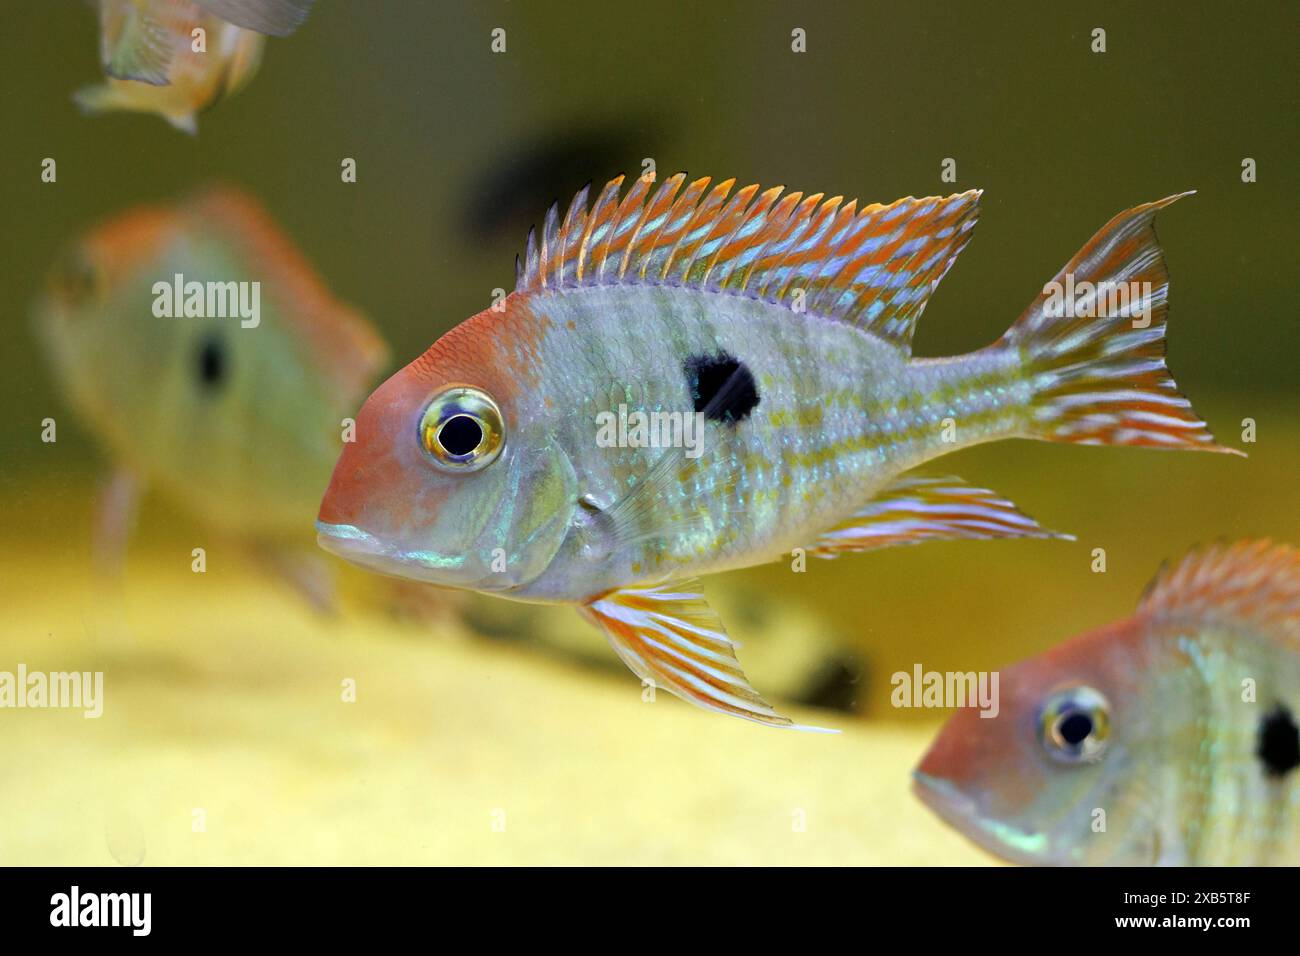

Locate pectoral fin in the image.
[93,468,142,577]
[583,584,835,731]
[99,0,176,84]
[809,475,1071,557]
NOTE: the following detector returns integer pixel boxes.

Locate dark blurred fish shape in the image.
[34,186,386,609]
[915,540,1300,865]
[76,0,314,132]
[460,122,661,246]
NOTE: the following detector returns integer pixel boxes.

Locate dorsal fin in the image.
[181,186,389,401]
[515,172,981,352]
[1138,540,1300,640]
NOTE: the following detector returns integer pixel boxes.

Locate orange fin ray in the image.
[1138,540,1300,640]
[1007,192,1240,455]
[516,171,982,352]
[582,584,836,731]
[809,475,1071,556]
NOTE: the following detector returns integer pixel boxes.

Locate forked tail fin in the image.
[1002,193,1239,454]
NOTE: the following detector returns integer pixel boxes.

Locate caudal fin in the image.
[1003,193,1238,454]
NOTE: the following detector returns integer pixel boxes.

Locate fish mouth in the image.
[315,520,514,591]
[911,771,1049,866]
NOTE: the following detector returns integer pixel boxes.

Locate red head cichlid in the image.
[915,540,1300,865]
[317,171,1237,728]
[36,186,386,597]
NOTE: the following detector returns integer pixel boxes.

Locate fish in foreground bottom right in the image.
[914,540,1300,865]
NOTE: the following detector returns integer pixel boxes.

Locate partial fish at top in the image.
[76,0,314,132]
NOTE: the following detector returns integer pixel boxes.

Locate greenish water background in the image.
[0,1,1296,865]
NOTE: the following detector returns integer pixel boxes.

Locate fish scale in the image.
[519,285,1036,588]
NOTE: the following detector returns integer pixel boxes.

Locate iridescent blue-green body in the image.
[514,285,1027,600]
[317,172,1231,727]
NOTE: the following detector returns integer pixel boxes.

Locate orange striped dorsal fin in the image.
[1138,540,1300,641]
[515,172,981,352]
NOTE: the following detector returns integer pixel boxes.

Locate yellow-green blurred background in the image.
[0,1,1296,865]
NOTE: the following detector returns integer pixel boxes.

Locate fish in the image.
[75,0,314,133]
[315,170,1237,728]
[35,186,387,606]
[914,540,1300,865]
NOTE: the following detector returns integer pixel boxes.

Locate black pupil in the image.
[1058,711,1093,747]
[197,336,226,390]
[439,415,483,457]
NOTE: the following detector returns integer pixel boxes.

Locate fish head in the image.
[913,619,1153,865]
[317,311,579,593]
[35,206,180,415]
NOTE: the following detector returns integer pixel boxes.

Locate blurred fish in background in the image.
[914,540,1300,865]
[33,186,388,611]
[75,0,314,132]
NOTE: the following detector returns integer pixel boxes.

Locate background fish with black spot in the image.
[33,186,388,607]
[915,540,1300,865]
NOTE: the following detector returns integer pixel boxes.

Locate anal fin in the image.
[810,475,1072,557]
[583,584,835,731]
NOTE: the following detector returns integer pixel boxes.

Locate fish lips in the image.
[911,770,1051,866]
[315,520,517,592]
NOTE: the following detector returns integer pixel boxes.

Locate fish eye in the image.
[51,250,102,309]
[1038,686,1110,764]
[419,386,505,472]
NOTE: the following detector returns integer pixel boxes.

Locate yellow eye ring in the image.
[1038,685,1111,765]
[419,386,505,472]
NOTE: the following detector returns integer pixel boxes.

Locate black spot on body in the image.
[196,336,227,391]
[1257,705,1300,778]
[683,352,759,423]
